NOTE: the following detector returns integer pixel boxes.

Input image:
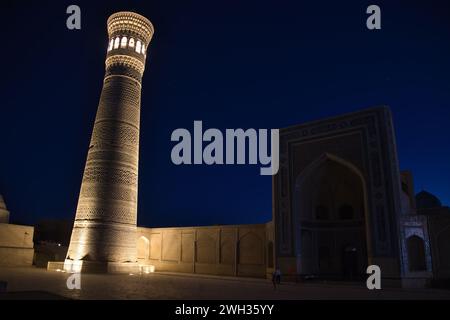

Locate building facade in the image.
[133,106,449,286]
[0,195,34,267]
[136,223,273,278]
[269,106,448,286]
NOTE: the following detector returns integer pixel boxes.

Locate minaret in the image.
[64,12,154,273]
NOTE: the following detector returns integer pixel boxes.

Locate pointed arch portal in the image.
[293,153,370,279]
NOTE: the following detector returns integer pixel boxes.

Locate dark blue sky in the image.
[1,0,449,227]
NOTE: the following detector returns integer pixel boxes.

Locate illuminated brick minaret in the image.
[65,12,154,273]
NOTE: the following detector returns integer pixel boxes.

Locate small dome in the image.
[416,190,442,209]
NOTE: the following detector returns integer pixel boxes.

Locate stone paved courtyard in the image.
[1,267,450,300]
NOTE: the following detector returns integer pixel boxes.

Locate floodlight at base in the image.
[141,265,155,274]
[48,260,142,274]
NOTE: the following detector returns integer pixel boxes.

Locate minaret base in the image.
[47,260,154,274]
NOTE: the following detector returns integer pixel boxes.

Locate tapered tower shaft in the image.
[66,12,154,265]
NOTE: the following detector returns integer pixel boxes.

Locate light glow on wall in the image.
[141,265,155,274]
[64,259,83,273]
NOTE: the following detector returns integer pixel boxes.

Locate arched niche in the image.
[292,153,369,278]
[137,236,150,260]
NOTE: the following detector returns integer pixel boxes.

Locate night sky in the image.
[1,0,449,228]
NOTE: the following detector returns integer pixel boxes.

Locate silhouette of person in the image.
[272,268,282,289]
[272,270,277,289]
[275,268,281,285]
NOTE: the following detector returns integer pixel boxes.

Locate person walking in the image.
[271,270,277,289]
[272,268,282,289]
[275,268,281,285]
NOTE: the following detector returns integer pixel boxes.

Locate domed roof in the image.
[416,190,442,209]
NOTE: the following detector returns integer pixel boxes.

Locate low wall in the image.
[0,223,34,267]
[137,223,272,278]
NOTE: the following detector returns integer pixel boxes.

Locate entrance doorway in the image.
[294,154,369,280]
